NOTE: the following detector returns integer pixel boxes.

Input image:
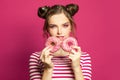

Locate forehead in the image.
[48,13,70,24]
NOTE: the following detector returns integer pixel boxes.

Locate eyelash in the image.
[49,24,69,28]
[63,24,69,27]
[49,25,56,28]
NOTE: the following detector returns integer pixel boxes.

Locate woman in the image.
[29,4,92,80]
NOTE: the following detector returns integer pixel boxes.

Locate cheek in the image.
[48,29,57,36]
[68,30,71,35]
[65,28,71,33]
[63,29,71,35]
[68,28,72,35]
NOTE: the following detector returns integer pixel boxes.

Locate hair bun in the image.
[66,4,79,16]
[38,6,50,19]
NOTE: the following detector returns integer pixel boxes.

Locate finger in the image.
[71,49,76,54]
[45,48,53,56]
[40,55,44,62]
[69,53,74,57]
[40,53,50,62]
[39,53,43,60]
[40,53,44,61]
[68,56,72,60]
[43,46,52,53]
[48,55,53,60]
[44,50,53,61]
[40,55,42,60]
[40,46,51,59]
[41,58,44,62]
[72,46,81,52]
[68,54,74,59]
[44,55,53,64]
[40,52,45,62]
[42,46,52,54]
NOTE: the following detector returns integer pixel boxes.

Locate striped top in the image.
[29,51,92,80]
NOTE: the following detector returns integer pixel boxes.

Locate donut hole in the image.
[68,42,73,46]
[73,48,78,52]
[51,42,56,46]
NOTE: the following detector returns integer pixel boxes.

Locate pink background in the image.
[0,0,120,80]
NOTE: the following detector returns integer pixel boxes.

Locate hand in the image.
[40,46,54,69]
[69,46,82,68]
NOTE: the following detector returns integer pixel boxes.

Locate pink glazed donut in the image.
[45,37,61,53]
[62,37,78,52]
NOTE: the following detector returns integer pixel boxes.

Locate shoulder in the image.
[81,51,91,58]
[30,51,42,60]
[29,51,43,65]
[80,52,92,80]
[80,51,92,66]
[80,51,92,64]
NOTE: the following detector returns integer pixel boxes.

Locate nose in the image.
[57,27,62,35]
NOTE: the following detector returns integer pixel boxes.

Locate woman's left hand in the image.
[69,46,82,68]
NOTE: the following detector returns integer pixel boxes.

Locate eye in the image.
[49,25,56,28]
[63,24,69,27]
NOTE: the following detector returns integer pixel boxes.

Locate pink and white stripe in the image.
[29,51,92,80]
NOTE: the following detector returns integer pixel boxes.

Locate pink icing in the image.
[45,37,78,53]
[62,37,78,52]
[45,37,61,53]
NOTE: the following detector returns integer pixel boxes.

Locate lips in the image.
[56,36,64,40]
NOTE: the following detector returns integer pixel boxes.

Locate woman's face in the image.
[48,13,72,40]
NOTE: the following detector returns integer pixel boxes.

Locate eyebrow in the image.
[49,22,70,26]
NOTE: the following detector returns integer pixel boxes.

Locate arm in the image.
[70,52,92,80]
[69,46,92,80]
[29,52,42,80]
[40,46,54,80]
[72,63,85,80]
[81,52,92,80]
[41,67,53,80]
[29,49,53,80]
[69,46,84,80]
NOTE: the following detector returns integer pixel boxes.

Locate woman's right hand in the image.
[40,46,54,69]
